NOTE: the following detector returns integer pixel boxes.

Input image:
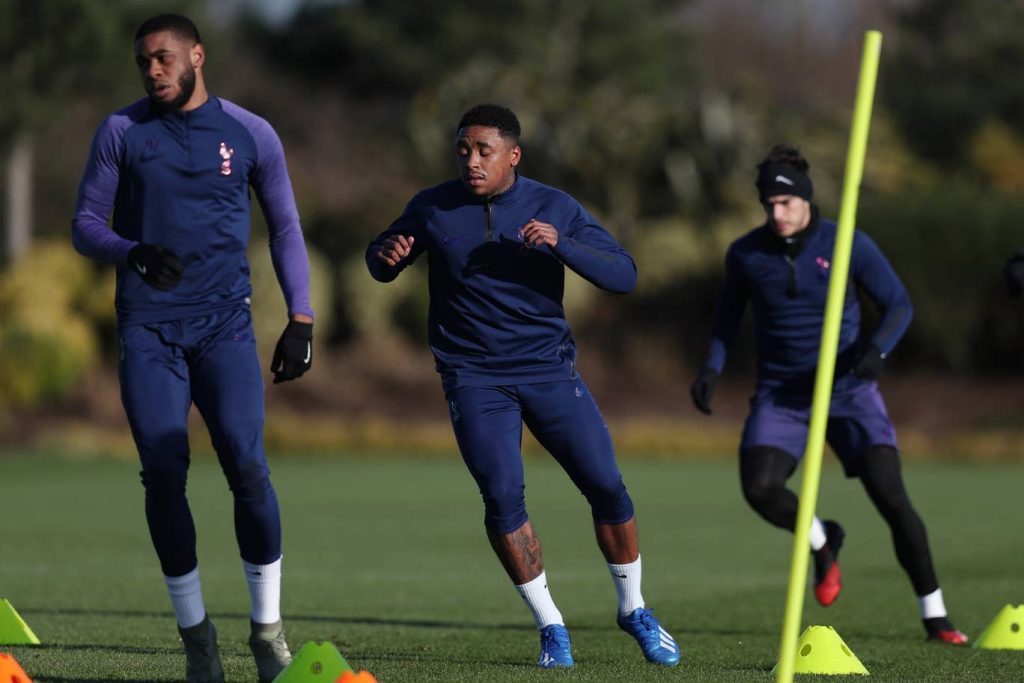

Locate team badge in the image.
[218,142,234,176]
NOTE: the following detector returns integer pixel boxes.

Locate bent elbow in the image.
[70,218,90,257]
[612,265,638,294]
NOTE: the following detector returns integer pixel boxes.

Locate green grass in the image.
[1,451,1022,682]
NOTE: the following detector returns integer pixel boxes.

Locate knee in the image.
[860,446,914,517]
[139,459,188,499]
[227,460,273,503]
[872,486,914,520]
[741,476,775,512]
[482,484,528,535]
[740,446,794,514]
[135,431,190,497]
[585,478,634,526]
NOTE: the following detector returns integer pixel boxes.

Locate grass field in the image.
[1,450,1022,682]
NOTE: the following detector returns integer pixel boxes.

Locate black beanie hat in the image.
[756,162,813,203]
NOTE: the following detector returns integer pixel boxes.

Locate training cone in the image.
[272,641,353,682]
[0,652,33,682]
[335,671,378,683]
[0,601,39,646]
[973,604,1024,650]
[775,625,869,676]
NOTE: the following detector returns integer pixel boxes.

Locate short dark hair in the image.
[758,143,809,174]
[134,14,202,45]
[457,104,521,141]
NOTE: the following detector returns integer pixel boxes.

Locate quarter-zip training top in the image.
[702,215,912,396]
[366,175,636,392]
[72,96,312,326]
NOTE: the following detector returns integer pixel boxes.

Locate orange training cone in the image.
[0,652,34,682]
[335,671,379,683]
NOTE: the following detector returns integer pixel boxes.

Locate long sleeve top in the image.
[702,215,912,396]
[72,96,312,326]
[367,175,636,392]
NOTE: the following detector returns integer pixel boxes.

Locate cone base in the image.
[972,604,1024,651]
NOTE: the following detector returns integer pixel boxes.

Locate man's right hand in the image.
[127,244,183,291]
[1004,249,1024,298]
[377,235,415,267]
[690,366,719,415]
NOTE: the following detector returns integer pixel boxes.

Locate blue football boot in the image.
[616,607,681,666]
[537,623,574,668]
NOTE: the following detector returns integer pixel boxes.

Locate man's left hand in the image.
[518,219,559,249]
[853,344,886,381]
[271,320,313,384]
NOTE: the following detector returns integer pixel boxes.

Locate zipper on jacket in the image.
[784,255,798,297]
[484,198,494,242]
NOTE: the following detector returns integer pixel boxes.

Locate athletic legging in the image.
[739,445,938,595]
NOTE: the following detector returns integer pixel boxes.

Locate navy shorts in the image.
[446,378,634,534]
[741,380,898,477]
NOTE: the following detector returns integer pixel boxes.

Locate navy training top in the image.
[366,175,637,393]
[72,96,313,326]
[701,214,912,396]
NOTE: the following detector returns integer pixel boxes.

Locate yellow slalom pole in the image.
[775,30,883,683]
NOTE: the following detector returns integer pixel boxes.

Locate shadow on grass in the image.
[21,606,773,639]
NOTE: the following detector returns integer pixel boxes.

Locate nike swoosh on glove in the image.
[271,320,313,384]
[127,244,183,291]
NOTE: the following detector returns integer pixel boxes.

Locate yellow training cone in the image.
[0,600,40,646]
[272,641,353,682]
[973,604,1024,650]
[775,625,869,676]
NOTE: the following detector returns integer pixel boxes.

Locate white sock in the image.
[919,588,948,619]
[244,556,282,624]
[515,571,564,630]
[165,566,206,628]
[608,555,645,616]
[809,517,827,551]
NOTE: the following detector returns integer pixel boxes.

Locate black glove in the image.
[853,344,886,381]
[1004,249,1024,298]
[271,320,313,384]
[127,244,183,291]
[690,366,719,415]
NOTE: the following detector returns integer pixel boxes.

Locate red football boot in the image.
[925,617,969,645]
[812,520,845,607]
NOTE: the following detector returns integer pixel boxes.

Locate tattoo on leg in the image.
[488,521,545,584]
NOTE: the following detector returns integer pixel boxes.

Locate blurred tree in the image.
[885,0,1024,167]
[0,0,196,264]
[253,0,731,231]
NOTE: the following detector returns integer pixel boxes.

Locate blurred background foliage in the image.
[0,0,1022,424]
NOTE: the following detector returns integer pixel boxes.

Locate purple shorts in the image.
[740,381,898,477]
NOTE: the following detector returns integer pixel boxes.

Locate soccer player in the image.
[366,104,681,669]
[71,14,314,683]
[689,144,967,644]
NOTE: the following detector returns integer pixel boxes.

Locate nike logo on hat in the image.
[775,175,795,185]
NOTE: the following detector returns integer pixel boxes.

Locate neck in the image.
[179,79,209,113]
[487,173,516,200]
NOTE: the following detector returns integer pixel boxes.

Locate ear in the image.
[191,43,205,69]
[510,145,522,168]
